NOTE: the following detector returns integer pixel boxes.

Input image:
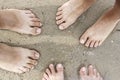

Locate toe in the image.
[31,21,42,27]
[80,33,88,44]
[26,63,35,69]
[31,27,42,35]
[24,10,32,14]
[56,64,64,73]
[28,59,38,65]
[29,50,40,59]
[28,13,36,18]
[58,7,63,11]
[79,67,87,77]
[19,67,30,72]
[56,19,65,25]
[59,22,70,30]
[56,11,62,16]
[94,41,99,47]
[46,68,51,76]
[49,64,55,74]
[90,41,95,48]
[88,65,94,77]
[31,18,41,22]
[43,73,49,80]
[85,39,92,47]
[98,40,103,46]
[93,69,97,77]
[56,15,63,20]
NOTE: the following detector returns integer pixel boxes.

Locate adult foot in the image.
[0,43,40,73]
[0,9,42,35]
[42,64,64,80]
[80,6,120,47]
[79,65,103,80]
[56,0,96,30]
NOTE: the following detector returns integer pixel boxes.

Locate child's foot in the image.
[56,0,96,30]
[42,64,64,80]
[0,43,40,73]
[0,9,42,35]
[80,6,120,48]
[79,65,103,80]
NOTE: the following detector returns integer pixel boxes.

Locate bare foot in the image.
[80,6,120,48]
[0,43,40,73]
[42,64,64,80]
[0,9,42,35]
[56,0,96,30]
[79,65,103,80]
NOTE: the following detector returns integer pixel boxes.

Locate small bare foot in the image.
[79,65,103,80]
[42,64,64,80]
[80,6,120,48]
[56,0,96,30]
[0,9,42,35]
[0,43,40,73]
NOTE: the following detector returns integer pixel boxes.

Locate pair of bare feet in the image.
[42,64,103,80]
[0,9,42,73]
[56,0,120,48]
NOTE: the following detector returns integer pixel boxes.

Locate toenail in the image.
[89,65,93,68]
[57,64,63,68]
[50,64,54,67]
[35,53,39,58]
[36,28,41,33]
[80,39,85,44]
[82,67,86,71]
[59,26,64,30]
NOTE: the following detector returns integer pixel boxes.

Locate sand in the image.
[0,0,120,80]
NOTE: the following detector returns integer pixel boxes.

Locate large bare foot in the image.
[0,43,40,73]
[42,64,64,80]
[79,65,103,80]
[80,5,120,48]
[0,9,42,35]
[56,0,96,30]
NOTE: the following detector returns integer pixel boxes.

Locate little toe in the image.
[28,13,36,18]
[56,64,64,73]
[49,64,55,74]
[88,65,94,77]
[90,41,95,48]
